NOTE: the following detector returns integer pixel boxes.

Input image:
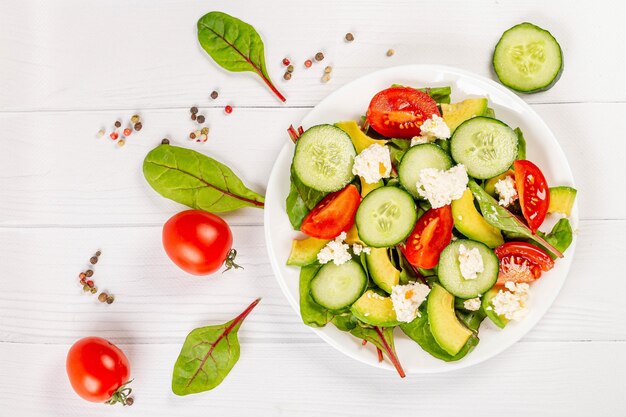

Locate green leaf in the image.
[143,144,265,213]
[197,11,285,102]
[172,298,261,395]
[514,127,526,160]
[468,181,563,258]
[331,313,358,332]
[286,181,309,230]
[400,305,479,362]
[456,309,486,332]
[537,218,574,259]
[350,325,405,377]
[290,165,326,210]
[299,263,334,327]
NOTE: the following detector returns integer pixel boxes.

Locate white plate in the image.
[264,65,577,373]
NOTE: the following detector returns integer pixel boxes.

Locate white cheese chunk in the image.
[491,282,531,321]
[415,165,469,208]
[390,282,431,323]
[351,243,371,256]
[317,232,351,265]
[494,176,518,207]
[458,244,484,280]
[463,297,481,311]
[351,144,392,184]
[419,114,451,140]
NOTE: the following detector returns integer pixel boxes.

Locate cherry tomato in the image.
[404,205,453,269]
[494,241,554,286]
[66,337,132,404]
[514,160,550,233]
[366,87,440,138]
[300,184,361,239]
[162,210,234,275]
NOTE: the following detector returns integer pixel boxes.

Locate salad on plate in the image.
[284,85,576,376]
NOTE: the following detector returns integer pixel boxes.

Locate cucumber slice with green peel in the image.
[398,144,453,198]
[450,117,518,179]
[493,22,563,93]
[356,187,417,248]
[293,124,356,192]
[437,239,499,298]
[310,260,367,311]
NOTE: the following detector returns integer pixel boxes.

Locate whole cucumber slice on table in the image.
[493,22,563,93]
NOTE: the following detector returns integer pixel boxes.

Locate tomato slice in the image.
[300,184,361,239]
[366,87,440,138]
[514,160,550,233]
[494,241,554,286]
[403,205,453,269]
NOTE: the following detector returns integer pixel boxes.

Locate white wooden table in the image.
[1,1,624,415]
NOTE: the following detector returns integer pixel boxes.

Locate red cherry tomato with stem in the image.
[162,210,240,275]
[403,205,453,269]
[494,241,554,286]
[514,160,550,233]
[66,337,133,405]
[300,184,361,239]
[366,87,440,138]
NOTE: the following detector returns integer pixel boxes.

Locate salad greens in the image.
[143,143,265,213]
[299,263,333,327]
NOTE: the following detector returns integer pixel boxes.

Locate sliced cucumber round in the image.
[437,239,499,298]
[493,22,563,93]
[356,187,417,248]
[450,117,518,179]
[310,259,367,311]
[293,124,356,192]
[398,144,453,198]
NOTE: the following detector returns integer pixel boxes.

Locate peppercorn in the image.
[114,120,121,128]
[90,287,97,294]
[106,295,115,304]
[190,106,198,114]
[200,134,208,142]
[315,52,324,61]
[97,129,105,138]
[282,57,290,66]
[197,115,205,123]
[125,397,133,406]
[118,139,126,147]
[123,128,131,136]
[324,66,332,74]
[225,105,233,114]
[79,272,86,280]
[134,122,142,131]
[283,72,292,80]
[287,64,294,73]
[86,280,94,287]
[386,48,395,57]
[95,250,101,257]
[210,91,218,99]
[190,132,196,140]
[85,270,93,278]
[83,284,90,292]
[131,115,140,124]
[191,114,197,121]
[304,59,312,68]
[110,132,119,140]
[201,127,209,135]
[322,74,331,83]
[161,138,170,145]
[90,256,98,265]
[98,292,108,303]
[345,32,354,42]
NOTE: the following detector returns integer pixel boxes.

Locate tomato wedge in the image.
[403,205,453,269]
[300,184,361,239]
[514,160,550,233]
[494,242,554,286]
[366,87,440,138]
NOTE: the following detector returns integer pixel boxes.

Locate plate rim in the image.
[264,64,577,374]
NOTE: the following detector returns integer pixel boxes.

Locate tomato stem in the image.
[105,379,134,406]
[223,249,243,273]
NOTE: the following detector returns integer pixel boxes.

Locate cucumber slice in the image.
[310,260,367,311]
[293,124,356,192]
[355,187,417,248]
[398,144,453,198]
[450,117,518,179]
[437,239,499,298]
[493,22,563,93]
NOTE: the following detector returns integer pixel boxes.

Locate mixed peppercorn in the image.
[78,250,114,304]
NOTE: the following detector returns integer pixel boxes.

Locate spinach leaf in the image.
[514,127,526,160]
[291,165,326,210]
[172,298,261,395]
[456,309,486,332]
[286,181,309,230]
[197,12,285,102]
[299,263,333,327]
[537,218,574,259]
[468,181,563,258]
[400,305,479,362]
[143,144,265,213]
[350,325,405,377]
[331,313,358,332]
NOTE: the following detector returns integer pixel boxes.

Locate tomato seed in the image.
[225,105,233,114]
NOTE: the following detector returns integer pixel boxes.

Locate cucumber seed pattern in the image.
[509,42,545,76]
[374,201,401,232]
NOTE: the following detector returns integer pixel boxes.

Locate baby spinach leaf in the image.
[468,181,563,258]
[456,309,486,332]
[172,298,261,395]
[291,165,326,210]
[331,313,358,332]
[514,128,526,160]
[286,181,309,230]
[537,218,574,259]
[350,325,405,377]
[143,144,264,213]
[197,11,285,102]
[299,263,333,327]
[400,305,479,362]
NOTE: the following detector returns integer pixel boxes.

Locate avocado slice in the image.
[548,186,577,216]
[441,98,489,133]
[482,288,508,329]
[344,223,365,246]
[287,237,330,266]
[365,248,400,293]
[427,284,473,356]
[351,290,400,327]
[335,120,387,153]
[484,169,514,197]
[360,176,383,197]
[451,189,504,248]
